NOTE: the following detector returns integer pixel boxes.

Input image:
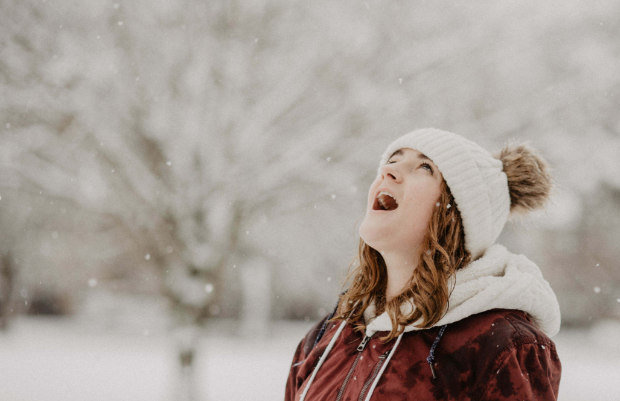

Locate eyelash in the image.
[387,160,434,174]
[421,163,433,173]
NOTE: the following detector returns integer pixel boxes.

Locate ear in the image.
[497,142,552,215]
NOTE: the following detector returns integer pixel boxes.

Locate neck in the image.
[380,249,419,301]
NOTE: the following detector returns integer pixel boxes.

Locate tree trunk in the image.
[0,252,14,331]
[170,320,200,401]
[239,258,272,338]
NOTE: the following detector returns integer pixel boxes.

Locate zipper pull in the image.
[357,335,371,352]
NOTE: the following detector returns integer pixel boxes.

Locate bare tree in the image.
[2,0,620,398]
[1,0,359,398]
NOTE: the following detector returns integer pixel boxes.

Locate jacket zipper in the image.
[357,350,390,401]
[335,335,371,401]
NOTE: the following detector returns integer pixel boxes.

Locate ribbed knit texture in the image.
[379,128,510,259]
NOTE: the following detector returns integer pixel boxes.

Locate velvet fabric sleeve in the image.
[479,341,561,400]
[284,313,334,401]
[284,338,306,401]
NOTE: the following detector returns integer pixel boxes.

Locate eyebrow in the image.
[389,149,431,161]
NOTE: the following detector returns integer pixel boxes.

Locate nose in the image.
[380,163,401,182]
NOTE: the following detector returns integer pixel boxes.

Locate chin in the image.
[360,219,424,257]
[358,221,388,253]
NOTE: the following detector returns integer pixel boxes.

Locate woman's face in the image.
[359,148,443,254]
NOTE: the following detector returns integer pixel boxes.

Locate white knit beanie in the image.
[379,128,550,260]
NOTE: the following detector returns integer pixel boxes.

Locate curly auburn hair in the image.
[334,180,471,341]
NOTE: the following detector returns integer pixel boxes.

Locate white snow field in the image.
[0,317,619,401]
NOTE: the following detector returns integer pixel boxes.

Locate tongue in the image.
[378,195,398,211]
[382,196,398,211]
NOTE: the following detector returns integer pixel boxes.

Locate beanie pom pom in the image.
[497,142,552,215]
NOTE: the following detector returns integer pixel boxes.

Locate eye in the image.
[387,159,396,164]
[421,162,433,173]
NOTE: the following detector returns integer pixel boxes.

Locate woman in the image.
[285,128,561,400]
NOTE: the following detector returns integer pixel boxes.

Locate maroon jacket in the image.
[286,309,561,400]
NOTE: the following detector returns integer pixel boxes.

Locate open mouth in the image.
[373,191,399,211]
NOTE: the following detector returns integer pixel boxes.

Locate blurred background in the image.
[0,0,619,400]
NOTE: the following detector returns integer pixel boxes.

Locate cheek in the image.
[405,185,441,219]
[402,192,439,243]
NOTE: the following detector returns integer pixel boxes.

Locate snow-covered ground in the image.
[0,317,619,401]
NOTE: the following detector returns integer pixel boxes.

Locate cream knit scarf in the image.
[363,244,561,337]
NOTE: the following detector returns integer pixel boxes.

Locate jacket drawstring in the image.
[364,324,448,400]
[312,303,338,349]
[362,331,403,401]
[299,320,347,401]
[426,324,447,379]
[300,307,448,400]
